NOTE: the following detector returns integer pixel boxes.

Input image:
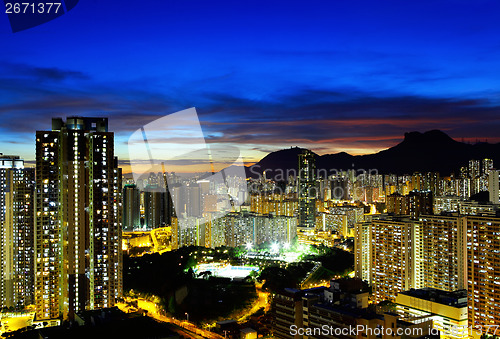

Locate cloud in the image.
[31,67,89,81]
[0,62,89,81]
[1,61,499,163]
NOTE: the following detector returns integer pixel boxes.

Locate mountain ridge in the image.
[246,130,500,178]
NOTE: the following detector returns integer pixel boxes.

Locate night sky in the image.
[1,0,500,171]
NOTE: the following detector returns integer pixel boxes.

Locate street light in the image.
[185,312,189,322]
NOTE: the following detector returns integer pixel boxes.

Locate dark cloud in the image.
[198,90,500,147]
[1,62,500,161]
[31,67,88,81]
[0,63,178,134]
[251,147,279,154]
[0,62,89,82]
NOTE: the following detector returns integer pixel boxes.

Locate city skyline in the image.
[2,1,500,337]
[3,124,500,175]
[1,0,500,169]
[1,115,500,336]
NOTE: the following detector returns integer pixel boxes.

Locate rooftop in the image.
[398,288,467,308]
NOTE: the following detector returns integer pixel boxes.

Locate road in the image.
[119,282,270,336]
[117,298,223,339]
[237,282,269,322]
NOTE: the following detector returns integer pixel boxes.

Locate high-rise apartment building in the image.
[35,117,122,320]
[480,159,494,192]
[482,159,493,176]
[423,172,440,195]
[465,215,500,327]
[172,211,298,249]
[0,155,35,309]
[356,213,500,329]
[143,185,172,229]
[298,150,317,243]
[468,160,481,195]
[250,194,297,217]
[433,196,466,214]
[488,169,499,204]
[419,215,467,292]
[185,184,201,218]
[171,216,208,248]
[386,191,433,218]
[330,176,349,200]
[122,184,141,231]
[354,221,371,283]
[468,160,480,179]
[365,216,421,302]
[356,214,467,302]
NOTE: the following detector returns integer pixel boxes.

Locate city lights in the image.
[2,1,500,336]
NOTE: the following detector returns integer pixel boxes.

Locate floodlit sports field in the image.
[194,263,259,279]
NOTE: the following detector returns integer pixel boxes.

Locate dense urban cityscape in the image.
[0,115,498,338]
[2,1,500,338]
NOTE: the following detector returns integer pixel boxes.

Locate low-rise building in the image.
[273,279,433,339]
[396,288,468,339]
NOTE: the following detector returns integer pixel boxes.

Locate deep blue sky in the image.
[1,0,500,170]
